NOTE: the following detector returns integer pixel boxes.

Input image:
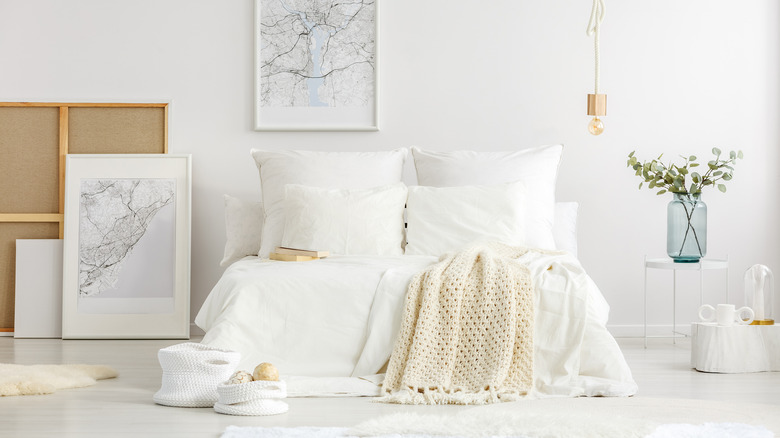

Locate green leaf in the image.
[629,150,635,158]
[722,173,733,181]
[638,182,644,190]
[649,181,655,188]
[657,189,667,195]
[718,184,727,193]
[689,155,697,161]
[713,147,722,156]
[713,171,722,176]
[730,151,736,159]
[679,167,688,175]
[689,184,699,193]
[689,162,700,167]
[738,150,744,159]
[658,153,664,160]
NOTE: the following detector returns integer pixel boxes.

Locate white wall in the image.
[1,0,777,333]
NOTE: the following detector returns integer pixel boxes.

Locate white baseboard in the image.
[608,324,694,338]
[3,324,686,340]
[3,327,204,338]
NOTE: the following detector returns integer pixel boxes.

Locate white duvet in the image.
[195,251,637,397]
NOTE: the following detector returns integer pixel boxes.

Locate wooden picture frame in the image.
[61,154,191,339]
[254,0,379,131]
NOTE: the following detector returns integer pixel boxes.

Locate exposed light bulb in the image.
[588,117,604,135]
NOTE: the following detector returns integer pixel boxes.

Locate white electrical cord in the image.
[586,0,606,94]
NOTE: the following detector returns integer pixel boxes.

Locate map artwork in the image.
[259,0,376,108]
[78,179,175,297]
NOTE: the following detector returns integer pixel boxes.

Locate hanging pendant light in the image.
[587,0,606,135]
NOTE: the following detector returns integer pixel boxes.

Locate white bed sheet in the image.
[195,252,637,397]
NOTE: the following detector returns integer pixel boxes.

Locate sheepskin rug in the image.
[0,363,118,396]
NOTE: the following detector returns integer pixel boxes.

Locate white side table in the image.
[644,256,729,348]
[691,323,780,372]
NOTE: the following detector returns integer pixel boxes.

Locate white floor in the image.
[0,336,778,438]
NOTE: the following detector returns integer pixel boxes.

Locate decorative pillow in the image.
[405,181,526,256]
[250,149,408,257]
[281,183,408,256]
[553,202,579,257]
[411,145,562,250]
[220,195,264,267]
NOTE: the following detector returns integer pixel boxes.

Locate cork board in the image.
[0,102,168,331]
[0,107,60,213]
[0,223,59,329]
[68,107,166,154]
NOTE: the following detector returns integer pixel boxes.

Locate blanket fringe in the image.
[376,387,526,405]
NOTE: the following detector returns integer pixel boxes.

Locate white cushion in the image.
[553,202,579,257]
[220,195,264,267]
[405,181,526,256]
[281,183,408,256]
[250,149,407,257]
[411,145,562,250]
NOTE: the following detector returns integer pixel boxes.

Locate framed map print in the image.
[61,155,191,339]
[255,0,379,131]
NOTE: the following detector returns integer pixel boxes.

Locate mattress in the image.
[195,251,637,397]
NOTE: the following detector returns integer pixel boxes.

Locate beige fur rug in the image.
[0,363,118,396]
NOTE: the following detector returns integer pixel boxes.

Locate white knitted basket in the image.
[214,380,288,416]
[216,380,287,405]
[214,399,289,416]
[153,342,240,408]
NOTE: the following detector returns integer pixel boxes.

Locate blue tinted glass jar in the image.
[667,192,707,263]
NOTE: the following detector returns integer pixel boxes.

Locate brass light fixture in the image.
[587,0,606,135]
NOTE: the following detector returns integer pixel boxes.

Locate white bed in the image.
[196,250,636,397]
[196,145,638,398]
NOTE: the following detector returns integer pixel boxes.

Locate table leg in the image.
[673,269,677,345]
[700,266,704,307]
[644,257,648,349]
[726,255,730,304]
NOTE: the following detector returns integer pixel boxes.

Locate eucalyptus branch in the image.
[627,148,743,195]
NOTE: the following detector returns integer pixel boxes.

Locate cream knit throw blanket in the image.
[380,242,534,405]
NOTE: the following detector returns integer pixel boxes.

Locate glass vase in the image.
[744,265,775,325]
[667,192,707,263]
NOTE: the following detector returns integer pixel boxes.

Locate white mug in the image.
[698,304,755,326]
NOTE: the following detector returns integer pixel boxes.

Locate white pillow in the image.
[553,202,579,257]
[281,183,408,256]
[220,195,264,267]
[405,181,526,256]
[251,149,408,257]
[411,145,562,250]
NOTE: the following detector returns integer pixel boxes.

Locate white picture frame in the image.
[62,154,191,339]
[254,0,379,131]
